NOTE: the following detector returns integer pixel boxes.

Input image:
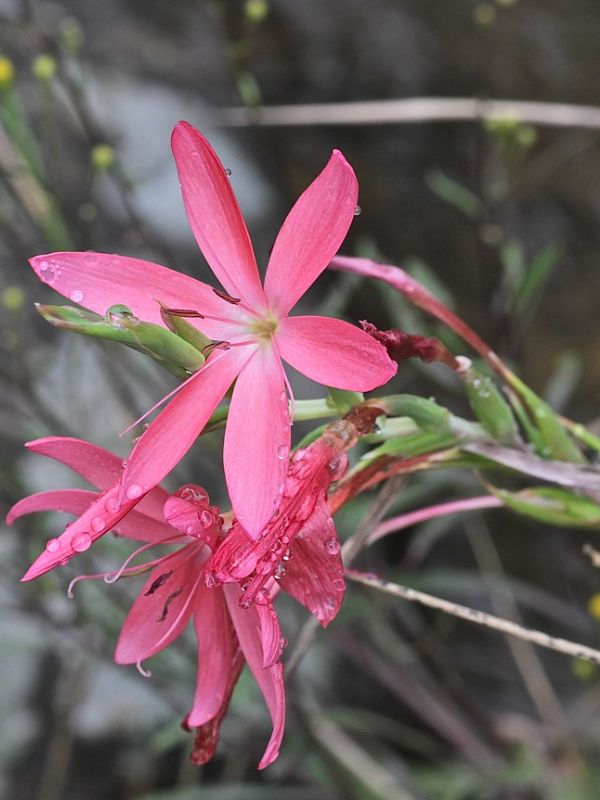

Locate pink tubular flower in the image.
[30,122,396,539]
[8,445,284,769]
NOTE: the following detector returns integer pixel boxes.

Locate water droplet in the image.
[186,525,194,535]
[324,597,336,611]
[282,548,292,561]
[69,289,84,303]
[199,509,213,528]
[255,589,270,606]
[333,578,345,591]
[274,562,286,580]
[72,532,92,552]
[206,573,217,588]
[239,595,252,609]
[105,497,120,513]
[324,537,341,555]
[279,636,288,653]
[45,537,60,553]
[354,205,362,216]
[277,444,287,461]
[125,484,143,500]
[178,484,209,505]
[224,167,232,176]
[105,304,137,329]
[38,260,56,283]
[91,516,106,533]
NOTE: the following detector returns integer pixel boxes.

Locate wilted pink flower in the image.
[30,122,396,539]
[209,419,361,626]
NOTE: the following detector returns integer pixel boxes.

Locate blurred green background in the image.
[2,1,600,798]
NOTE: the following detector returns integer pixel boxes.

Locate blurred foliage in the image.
[3,1,600,799]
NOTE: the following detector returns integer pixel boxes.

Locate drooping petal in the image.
[122,346,254,502]
[29,252,244,340]
[187,585,237,727]
[171,121,266,309]
[276,315,396,391]
[279,499,345,627]
[7,488,97,524]
[223,346,290,540]
[26,437,122,490]
[224,584,285,770]
[21,482,146,581]
[263,150,358,315]
[114,545,206,664]
[25,437,169,521]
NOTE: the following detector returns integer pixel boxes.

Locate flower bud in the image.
[31,54,57,82]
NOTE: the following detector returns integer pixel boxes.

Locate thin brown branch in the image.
[216,97,600,131]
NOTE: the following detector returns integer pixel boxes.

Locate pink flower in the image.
[30,122,396,539]
[8,441,285,769]
[209,419,358,627]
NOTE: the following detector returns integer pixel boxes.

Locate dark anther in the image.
[202,340,231,356]
[157,588,183,621]
[166,308,205,319]
[144,570,173,596]
[212,288,241,304]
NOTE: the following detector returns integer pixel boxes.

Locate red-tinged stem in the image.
[366,495,503,546]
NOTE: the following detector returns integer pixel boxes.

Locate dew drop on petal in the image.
[274,562,286,580]
[69,289,84,303]
[105,497,119,513]
[333,578,345,591]
[279,636,288,654]
[324,537,341,555]
[354,205,362,216]
[224,167,232,176]
[91,516,106,533]
[38,261,56,284]
[199,509,213,528]
[72,532,92,552]
[45,537,60,553]
[125,484,143,500]
[324,597,336,611]
[277,444,287,461]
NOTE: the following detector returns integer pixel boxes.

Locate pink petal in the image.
[263,150,358,315]
[224,584,285,769]
[171,121,266,310]
[122,346,254,501]
[163,495,221,549]
[255,595,283,669]
[187,586,236,727]
[7,488,97,524]
[21,482,147,581]
[276,315,396,391]
[279,499,345,627]
[115,545,206,664]
[25,437,169,521]
[111,509,175,543]
[26,437,122,491]
[223,347,290,539]
[30,252,243,340]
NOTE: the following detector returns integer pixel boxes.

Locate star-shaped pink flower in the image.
[30,122,396,538]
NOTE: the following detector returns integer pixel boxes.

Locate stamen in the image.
[136,660,152,678]
[212,288,241,305]
[164,308,205,318]
[104,535,183,584]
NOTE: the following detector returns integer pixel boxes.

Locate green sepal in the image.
[37,304,206,378]
[463,367,519,445]
[326,387,364,414]
[486,484,600,529]
[159,303,213,352]
[506,373,585,463]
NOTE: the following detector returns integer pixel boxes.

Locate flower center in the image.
[247,311,279,342]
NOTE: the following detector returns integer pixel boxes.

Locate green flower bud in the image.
[90,143,115,171]
[245,0,269,23]
[2,285,25,311]
[0,56,15,90]
[32,54,57,82]
[462,367,519,445]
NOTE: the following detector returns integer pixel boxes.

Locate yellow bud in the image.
[473,3,497,26]
[59,17,84,53]
[90,143,115,171]
[245,0,269,23]
[32,54,57,82]
[588,593,600,620]
[0,56,15,89]
[2,285,25,311]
